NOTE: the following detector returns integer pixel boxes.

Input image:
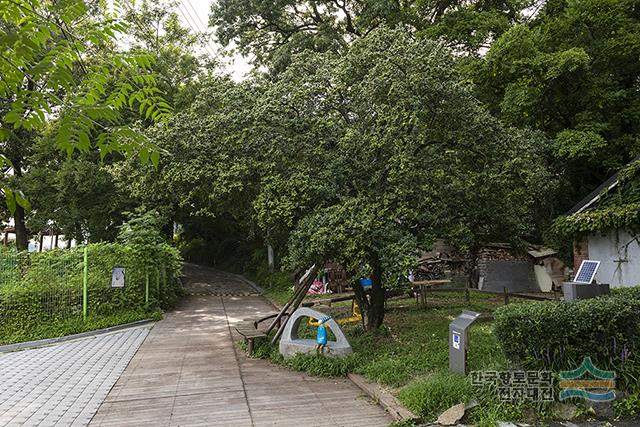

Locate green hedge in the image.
[0,242,182,327]
[493,288,640,390]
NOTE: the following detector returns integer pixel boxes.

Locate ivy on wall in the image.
[548,160,640,245]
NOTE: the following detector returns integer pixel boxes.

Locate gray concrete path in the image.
[90,265,392,427]
[0,326,150,427]
[181,263,259,296]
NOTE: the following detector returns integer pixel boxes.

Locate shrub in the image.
[244,248,293,305]
[0,241,182,336]
[493,292,640,391]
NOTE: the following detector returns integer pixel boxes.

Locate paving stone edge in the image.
[348,373,420,422]
[236,273,264,294]
[0,319,155,353]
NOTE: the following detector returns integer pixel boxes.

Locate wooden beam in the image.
[412,279,451,286]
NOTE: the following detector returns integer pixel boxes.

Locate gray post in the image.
[449,310,481,374]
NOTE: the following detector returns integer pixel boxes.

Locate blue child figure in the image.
[315,315,331,355]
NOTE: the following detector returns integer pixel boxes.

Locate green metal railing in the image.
[0,246,170,325]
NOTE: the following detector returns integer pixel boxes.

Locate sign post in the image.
[83,247,88,321]
[449,310,481,374]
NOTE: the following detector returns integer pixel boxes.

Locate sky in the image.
[171,0,253,81]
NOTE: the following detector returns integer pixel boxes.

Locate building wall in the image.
[478,259,538,292]
[3,232,76,252]
[573,238,589,273]
[587,229,640,287]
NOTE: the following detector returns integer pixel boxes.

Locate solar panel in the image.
[574,260,600,284]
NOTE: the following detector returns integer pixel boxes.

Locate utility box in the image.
[449,310,481,375]
[563,282,610,302]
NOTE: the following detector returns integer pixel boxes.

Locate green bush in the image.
[493,292,640,391]
[83,242,182,314]
[244,248,293,305]
[0,240,182,344]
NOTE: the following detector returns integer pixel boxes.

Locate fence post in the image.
[83,246,88,321]
[156,267,160,302]
[145,270,149,309]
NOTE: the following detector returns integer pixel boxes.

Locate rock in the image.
[589,400,614,419]
[436,403,465,426]
[464,399,479,411]
[556,403,578,420]
[522,406,538,423]
[497,422,518,427]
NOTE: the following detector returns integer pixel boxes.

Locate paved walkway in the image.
[181,263,260,296]
[91,265,391,427]
[0,327,150,426]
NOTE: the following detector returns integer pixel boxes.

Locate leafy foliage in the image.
[138,27,552,328]
[268,28,551,327]
[473,0,640,207]
[0,0,172,157]
[210,0,536,71]
[18,139,133,242]
[0,309,160,346]
[493,289,640,393]
[547,159,640,243]
[0,240,182,344]
[0,0,173,216]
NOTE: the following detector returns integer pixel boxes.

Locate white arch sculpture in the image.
[279,307,353,359]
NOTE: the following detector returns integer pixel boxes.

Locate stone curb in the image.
[0,319,155,353]
[236,274,264,294]
[348,373,420,422]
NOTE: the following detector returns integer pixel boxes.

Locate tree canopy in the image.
[210,0,537,72]
[2,0,637,330]
[473,0,640,209]
[136,27,552,328]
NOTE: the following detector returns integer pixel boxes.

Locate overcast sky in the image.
[171,0,253,80]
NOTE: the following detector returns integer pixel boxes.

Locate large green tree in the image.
[0,0,172,248]
[124,0,215,110]
[152,28,552,328]
[210,0,536,72]
[259,28,552,328]
[473,0,640,211]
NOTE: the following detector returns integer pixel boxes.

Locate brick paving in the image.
[0,327,150,427]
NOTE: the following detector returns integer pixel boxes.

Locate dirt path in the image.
[90,265,391,427]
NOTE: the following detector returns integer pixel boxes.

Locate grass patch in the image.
[398,371,473,418]
[248,290,598,425]
[0,309,161,345]
[249,291,516,422]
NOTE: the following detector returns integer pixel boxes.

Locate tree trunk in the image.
[8,130,28,251]
[353,253,385,331]
[367,254,385,329]
[267,243,275,272]
[14,205,28,251]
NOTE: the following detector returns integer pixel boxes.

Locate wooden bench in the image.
[235,323,267,355]
[252,312,289,330]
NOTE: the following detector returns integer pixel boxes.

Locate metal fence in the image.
[0,246,169,325]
